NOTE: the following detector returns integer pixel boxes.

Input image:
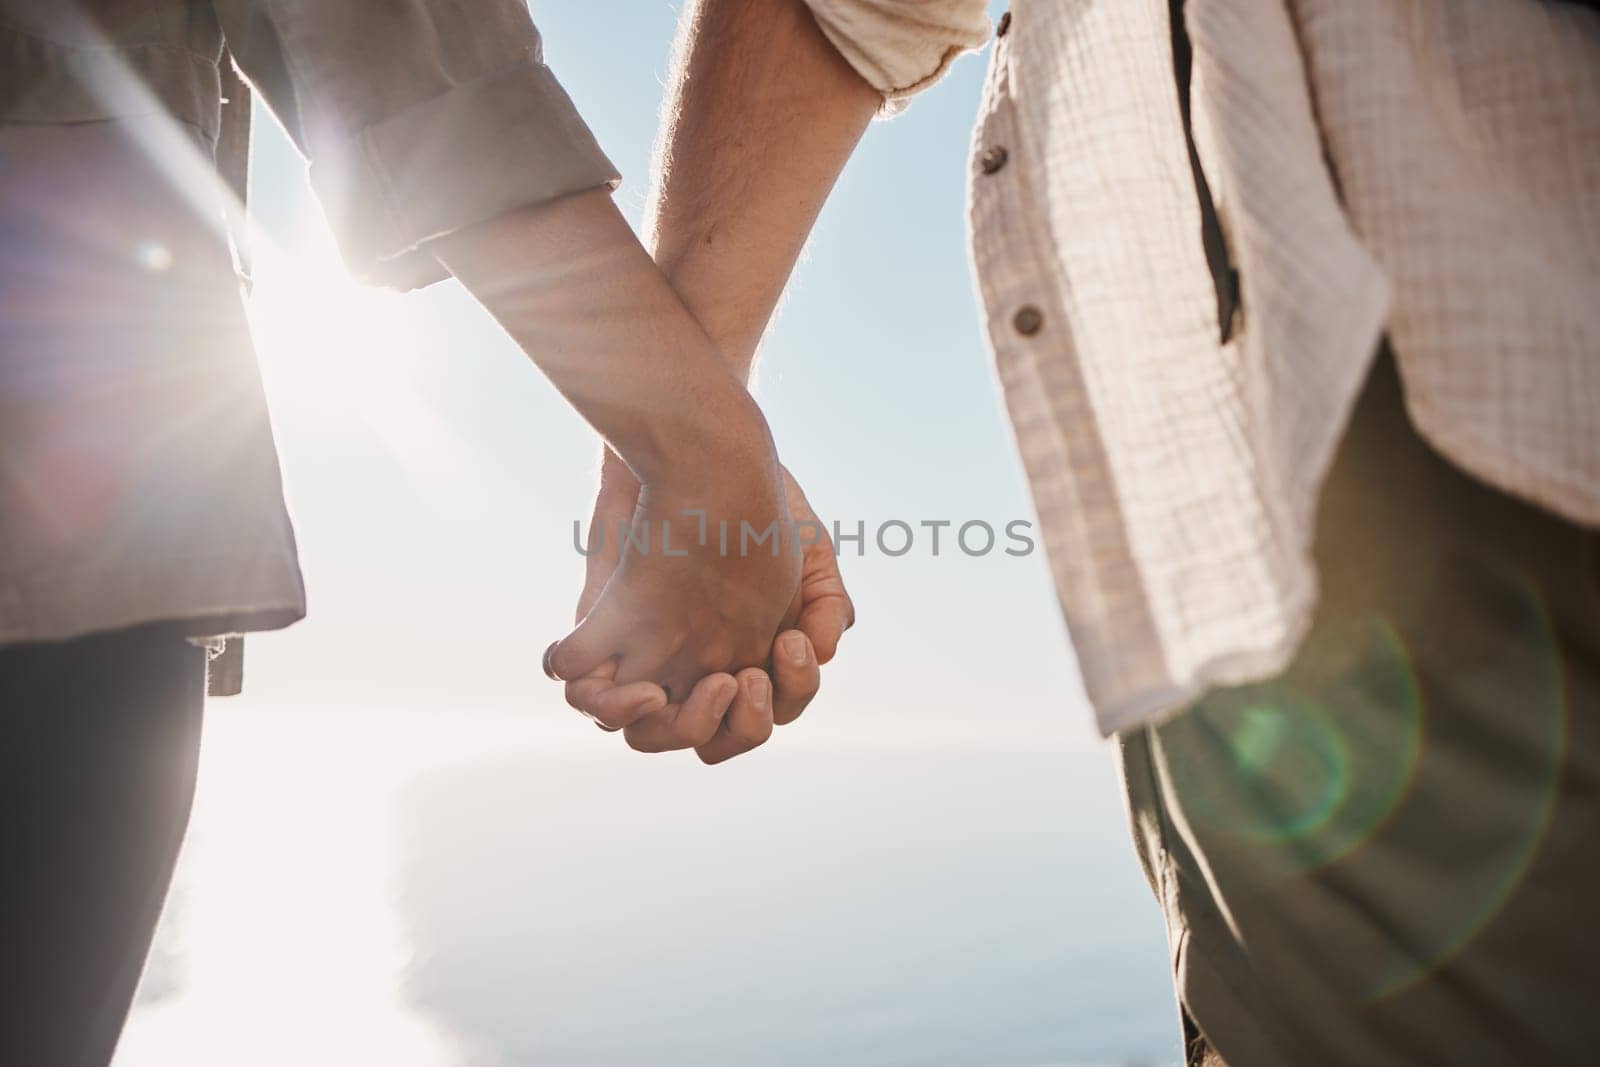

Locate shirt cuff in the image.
[307,58,621,290]
[801,0,991,114]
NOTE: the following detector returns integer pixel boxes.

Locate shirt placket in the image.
[965,7,1173,716]
[968,11,1050,370]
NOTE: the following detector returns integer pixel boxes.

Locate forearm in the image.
[646,0,880,377]
[432,189,774,491]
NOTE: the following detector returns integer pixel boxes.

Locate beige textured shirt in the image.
[805,0,1600,733]
[0,1,618,664]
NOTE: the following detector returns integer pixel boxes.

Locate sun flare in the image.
[243,226,437,453]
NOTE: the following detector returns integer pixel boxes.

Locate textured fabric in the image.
[0,624,207,1066]
[0,3,223,137]
[810,0,1600,733]
[211,0,620,287]
[802,0,990,111]
[0,0,619,654]
[0,117,309,649]
[1120,351,1600,1065]
[1285,0,1600,526]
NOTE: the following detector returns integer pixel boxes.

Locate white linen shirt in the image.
[803,0,1600,734]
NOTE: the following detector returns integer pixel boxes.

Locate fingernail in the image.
[748,675,771,709]
[542,642,561,680]
[780,632,809,666]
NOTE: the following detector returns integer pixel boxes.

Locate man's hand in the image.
[565,450,853,763]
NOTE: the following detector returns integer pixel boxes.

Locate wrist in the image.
[651,255,764,382]
[635,404,788,555]
[633,378,779,496]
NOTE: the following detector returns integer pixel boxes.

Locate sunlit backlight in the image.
[245,234,442,458]
[52,0,454,476]
[114,707,497,1067]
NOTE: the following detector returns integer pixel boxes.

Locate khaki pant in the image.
[1121,352,1600,1066]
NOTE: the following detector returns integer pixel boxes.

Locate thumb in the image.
[544,595,628,682]
[798,594,854,665]
[577,499,630,624]
[576,542,620,623]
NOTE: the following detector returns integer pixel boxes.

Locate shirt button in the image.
[997,11,1012,37]
[1013,305,1044,336]
[980,146,1009,175]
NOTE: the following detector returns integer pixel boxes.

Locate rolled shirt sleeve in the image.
[213,0,620,288]
[800,0,991,111]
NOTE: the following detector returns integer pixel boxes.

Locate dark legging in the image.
[1,624,206,1066]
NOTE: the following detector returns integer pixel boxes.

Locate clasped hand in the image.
[546,449,853,764]
[433,190,852,763]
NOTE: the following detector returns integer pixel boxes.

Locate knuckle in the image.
[688,717,723,747]
[692,645,736,677]
[732,718,774,749]
[550,646,584,681]
[591,706,630,731]
[696,745,731,766]
[663,676,699,708]
[624,728,661,754]
[774,698,812,727]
